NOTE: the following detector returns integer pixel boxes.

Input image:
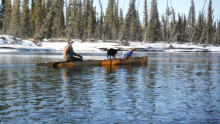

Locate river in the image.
[0,52,220,123]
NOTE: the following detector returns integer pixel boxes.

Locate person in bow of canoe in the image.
[121,48,134,59]
[63,39,83,61]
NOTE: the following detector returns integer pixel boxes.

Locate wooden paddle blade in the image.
[52,61,66,68]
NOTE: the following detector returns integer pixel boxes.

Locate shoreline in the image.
[1,35,220,53]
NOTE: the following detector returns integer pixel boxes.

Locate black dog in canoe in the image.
[107,48,117,58]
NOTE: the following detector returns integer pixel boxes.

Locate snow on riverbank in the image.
[0,35,220,53]
[0,35,56,52]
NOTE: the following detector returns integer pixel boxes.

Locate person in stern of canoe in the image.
[121,48,134,59]
[63,39,83,61]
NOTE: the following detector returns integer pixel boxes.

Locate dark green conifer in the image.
[146,0,161,42]
[20,0,30,38]
[112,0,120,40]
[195,12,205,43]
[51,0,65,38]
[8,0,20,37]
[94,0,104,39]
[2,0,11,33]
[213,21,220,44]
[206,0,214,44]
[103,0,114,40]
[34,0,43,38]
[30,0,35,37]
[143,0,148,42]
[187,0,196,43]
[0,0,5,30]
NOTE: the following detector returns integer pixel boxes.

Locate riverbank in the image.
[1,35,220,53]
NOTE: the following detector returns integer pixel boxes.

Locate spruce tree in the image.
[187,0,196,43]
[146,0,161,42]
[103,0,114,40]
[120,0,142,41]
[217,21,220,44]
[42,0,46,21]
[125,0,137,41]
[120,0,132,41]
[30,0,35,37]
[99,0,104,39]
[33,0,43,39]
[46,0,52,13]
[0,0,5,30]
[77,0,84,39]
[92,1,97,38]
[94,0,104,39]
[176,13,184,42]
[51,0,65,38]
[182,14,187,42]
[64,0,70,34]
[130,12,136,41]
[65,0,76,39]
[38,1,56,39]
[118,8,124,37]
[87,0,96,39]
[206,0,213,44]
[213,21,220,44]
[2,0,11,34]
[8,0,20,37]
[112,0,119,40]
[20,0,30,38]
[136,14,143,41]
[161,0,171,42]
[39,9,54,39]
[83,0,92,40]
[143,0,148,42]
[169,7,176,42]
[36,0,65,39]
[161,15,166,41]
[94,18,100,39]
[87,7,93,39]
[199,22,207,44]
[195,12,205,43]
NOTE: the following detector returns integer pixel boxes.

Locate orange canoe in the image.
[36,56,148,68]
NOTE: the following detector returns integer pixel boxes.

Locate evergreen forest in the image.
[0,0,219,45]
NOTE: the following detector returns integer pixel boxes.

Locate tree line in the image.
[0,0,219,45]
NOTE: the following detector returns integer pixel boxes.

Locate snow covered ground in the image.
[0,35,220,53]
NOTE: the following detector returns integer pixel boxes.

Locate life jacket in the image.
[63,45,74,58]
[121,51,133,58]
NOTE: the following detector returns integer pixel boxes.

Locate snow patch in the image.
[0,35,220,53]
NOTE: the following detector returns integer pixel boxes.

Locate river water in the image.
[0,52,220,124]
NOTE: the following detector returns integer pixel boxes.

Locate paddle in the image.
[52,57,83,68]
[52,61,67,68]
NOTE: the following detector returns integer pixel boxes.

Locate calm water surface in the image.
[0,52,220,124]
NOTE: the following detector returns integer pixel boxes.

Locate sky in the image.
[94,0,220,23]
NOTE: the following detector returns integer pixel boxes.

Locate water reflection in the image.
[102,65,119,74]
[1,53,220,123]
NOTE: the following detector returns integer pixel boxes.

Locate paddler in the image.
[63,39,83,61]
[121,48,134,59]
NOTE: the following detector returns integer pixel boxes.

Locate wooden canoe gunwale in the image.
[36,56,148,68]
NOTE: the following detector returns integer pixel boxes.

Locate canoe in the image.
[36,56,148,68]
